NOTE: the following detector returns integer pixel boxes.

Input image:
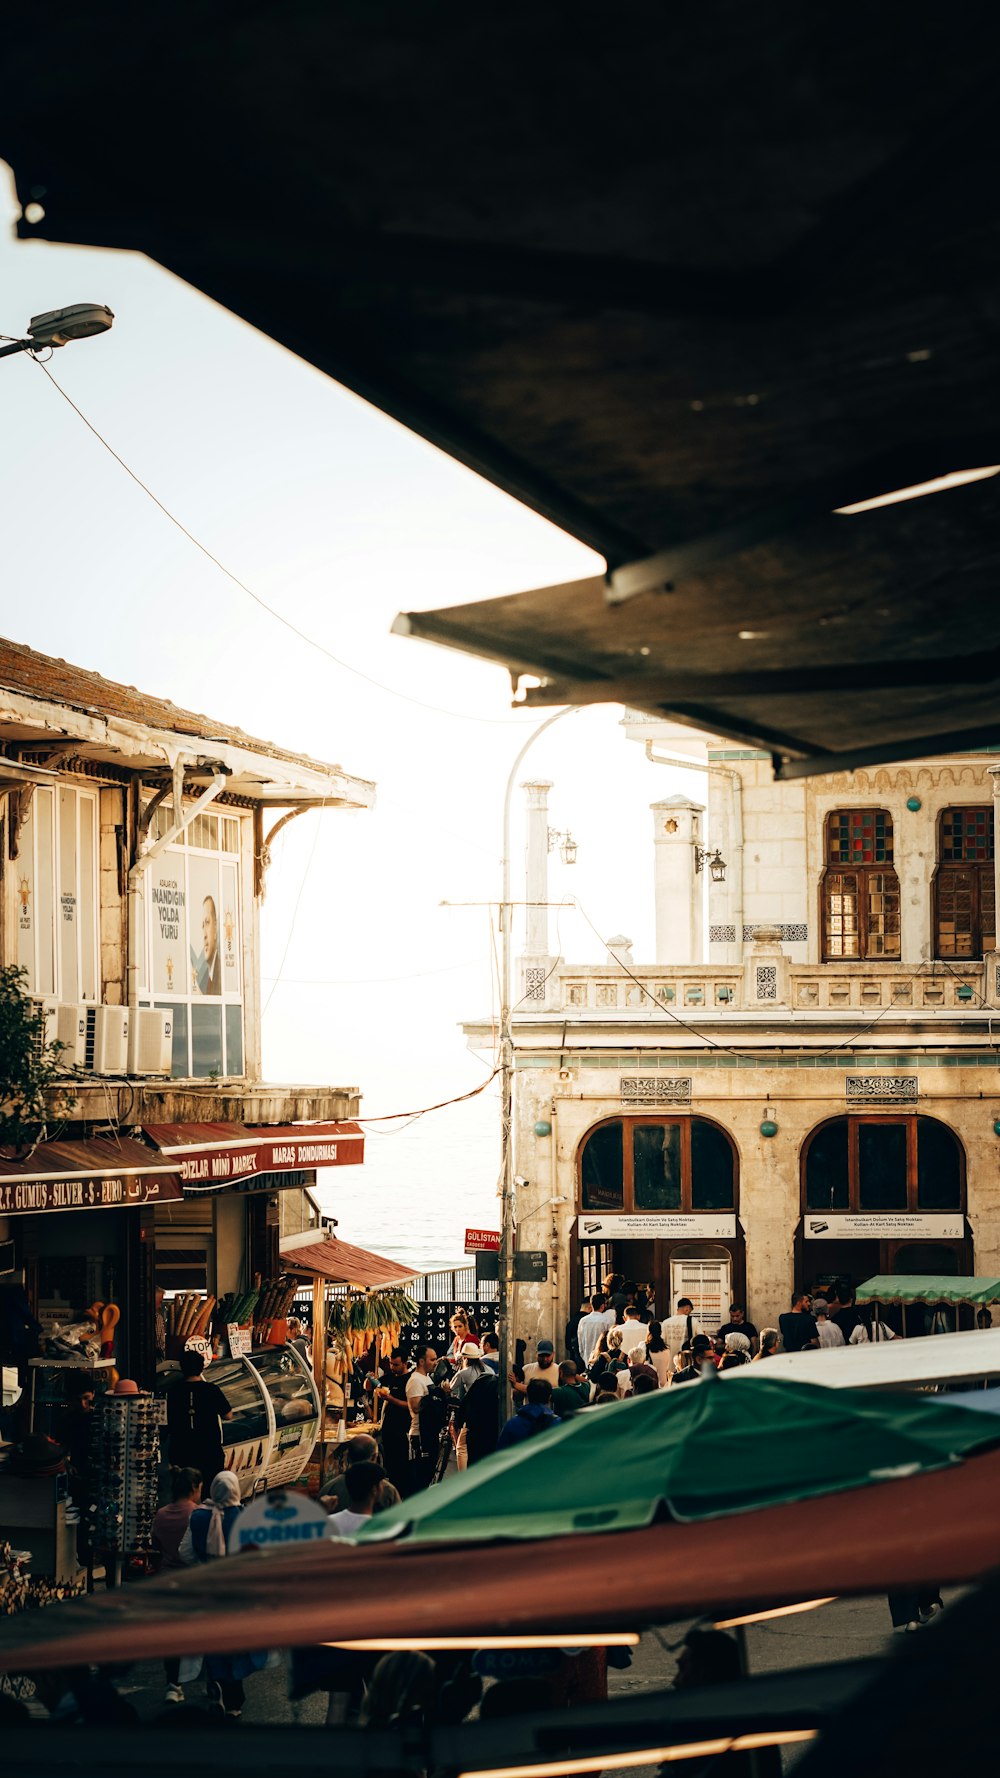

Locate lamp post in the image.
[0,304,114,361]
[498,707,575,1420]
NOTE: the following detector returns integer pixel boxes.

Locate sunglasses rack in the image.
[87,1395,160,1555]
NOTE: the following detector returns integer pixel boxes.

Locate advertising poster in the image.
[221,861,241,994]
[187,855,222,996]
[149,853,186,995]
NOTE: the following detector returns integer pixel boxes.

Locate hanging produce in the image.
[326,1288,419,1374]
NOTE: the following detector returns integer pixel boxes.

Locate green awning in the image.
[360,1373,1000,1545]
[857,1275,1000,1307]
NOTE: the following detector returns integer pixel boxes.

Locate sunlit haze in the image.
[0,167,697,1268]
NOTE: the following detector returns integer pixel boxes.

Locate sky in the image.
[0,166,697,1268]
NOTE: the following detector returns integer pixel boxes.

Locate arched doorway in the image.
[799,1113,971,1301]
[574,1115,743,1328]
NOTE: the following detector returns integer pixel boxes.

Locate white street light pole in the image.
[497,706,575,1419]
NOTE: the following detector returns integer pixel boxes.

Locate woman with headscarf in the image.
[179,1472,267,1718]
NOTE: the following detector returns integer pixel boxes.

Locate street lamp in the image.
[547,827,578,866]
[0,304,114,361]
[498,708,576,1420]
[695,845,728,883]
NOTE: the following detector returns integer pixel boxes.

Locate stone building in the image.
[465,718,1000,1346]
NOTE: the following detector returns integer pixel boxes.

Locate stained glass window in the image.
[823,812,900,960]
[827,809,893,865]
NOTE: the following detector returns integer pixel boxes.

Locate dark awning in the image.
[143,1121,364,1189]
[1,1445,998,1671]
[2,15,998,775]
[280,1232,416,1290]
[0,1137,182,1214]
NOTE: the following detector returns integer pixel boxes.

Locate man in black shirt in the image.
[778,1291,819,1353]
[832,1288,866,1344]
[372,1349,413,1497]
[166,1350,232,1486]
[715,1305,759,1356]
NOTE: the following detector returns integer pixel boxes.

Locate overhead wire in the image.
[29,354,533,728]
[568,897,970,1061]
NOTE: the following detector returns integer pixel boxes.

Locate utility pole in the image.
[497,707,574,1422]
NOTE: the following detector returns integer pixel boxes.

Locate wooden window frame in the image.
[821,808,900,962]
[802,1115,966,1215]
[578,1115,738,1214]
[933,806,996,961]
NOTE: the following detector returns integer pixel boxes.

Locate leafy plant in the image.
[0,966,77,1158]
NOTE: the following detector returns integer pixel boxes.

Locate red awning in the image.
[2,1446,999,1672]
[0,1137,182,1215]
[280,1233,416,1289]
[143,1120,364,1188]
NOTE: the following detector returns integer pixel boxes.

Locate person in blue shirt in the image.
[496,1377,559,1450]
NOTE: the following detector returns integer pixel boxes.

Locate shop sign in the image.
[577,1213,737,1240]
[803,1213,965,1240]
[227,1324,252,1358]
[159,1130,364,1185]
[0,1173,182,1216]
[230,1486,328,1552]
[184,1335,213,1365]
[465,1228,500,1252]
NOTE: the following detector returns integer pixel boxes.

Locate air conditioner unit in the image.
[29,996,59,1060]
[55,1003,88,1069]
[84,1004,129,1075]
[127,1007,173,1077]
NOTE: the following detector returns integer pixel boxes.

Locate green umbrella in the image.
[360,1372,1000,1545]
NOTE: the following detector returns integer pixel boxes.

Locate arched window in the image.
[934,807,995,959]
[803,1115,963,1213]
[822,809,900,961]
[579,1117,736,1213]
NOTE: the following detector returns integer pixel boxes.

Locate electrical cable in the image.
[569,897,966,1061]
[355,1066,500,1124]
[29,354,532,728]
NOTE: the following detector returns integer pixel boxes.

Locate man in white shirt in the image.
[813,1301,845,1348]
[577,1294,616,1369]
[517,1338,563,1397]
[663,1297,705,1363]
[616,1306,648,1357]
[326,1461,388,1539]
[405,1345,437,1444]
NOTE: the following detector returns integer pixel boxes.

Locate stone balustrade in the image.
[552,960,987,1014]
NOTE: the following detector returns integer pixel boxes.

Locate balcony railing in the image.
[551,961,986,1014]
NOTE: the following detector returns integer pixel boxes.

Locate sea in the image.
[310,1092,501,1275]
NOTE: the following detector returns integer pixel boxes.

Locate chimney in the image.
[519,780,554,1004]
[651,796,704,964]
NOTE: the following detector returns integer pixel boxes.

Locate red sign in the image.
[0,1173,182,1216]
[143,1122,365,1187]
[465,1228,501,1252]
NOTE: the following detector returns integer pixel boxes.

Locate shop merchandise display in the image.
[252,1277,299,1345]
[165,1293,216,1345]
[215,1286,260,1328]
[88,1389,159,1556]
[0,1540,84,1616]
[41,1298,120,1362]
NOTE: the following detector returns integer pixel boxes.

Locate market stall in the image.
[156,1342,321,1498]
[279,1231,419,1471]
[856,1274,1000,1337]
